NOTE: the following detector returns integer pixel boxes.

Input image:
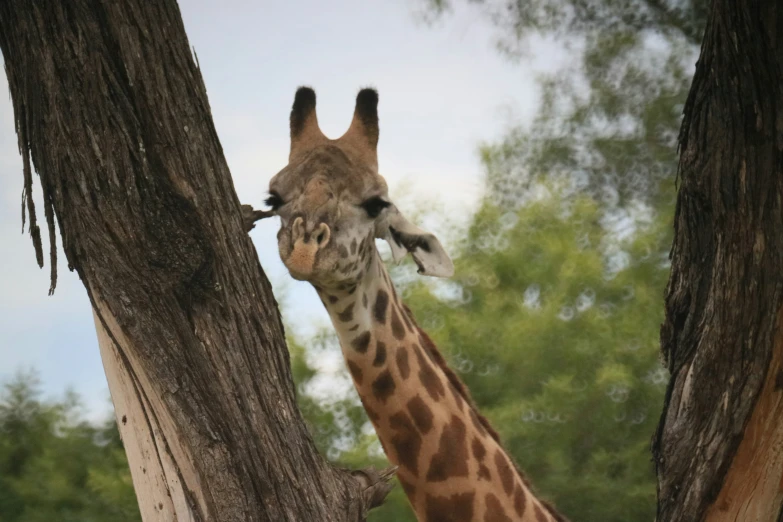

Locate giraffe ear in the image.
[376,206,454,278]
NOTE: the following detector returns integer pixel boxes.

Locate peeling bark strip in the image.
[94,307,200,521]
[0,2,391,521]
[654,2,783,521]
[703,309,783,521]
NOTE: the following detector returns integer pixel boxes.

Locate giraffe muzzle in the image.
[284,217,331,278]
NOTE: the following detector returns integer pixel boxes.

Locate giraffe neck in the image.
[315,252,563,522]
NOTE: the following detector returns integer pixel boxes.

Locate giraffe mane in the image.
[402,304,569,522]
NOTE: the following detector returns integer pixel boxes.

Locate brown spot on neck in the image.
[374,289,389,324]
[390,308,405,339]
[414,345,446,402]
[472,437,486,460]
[389,411,422,476]
[373,341,387,366]
[426,415,469,482]
[494,450,515,497]
[425,492,474,522]
[351,331,371,353]
[337,301,354,322]
[396,345,410,379]
[371,369,396,403]
[407,395,434,434]
[513,485,527,517]
[484,493,513,522]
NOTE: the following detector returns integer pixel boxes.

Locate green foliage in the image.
[0,371,139,522]
[403,191,670,520]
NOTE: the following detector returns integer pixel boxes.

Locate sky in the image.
[0,0,568,420]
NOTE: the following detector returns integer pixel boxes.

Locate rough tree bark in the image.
[0,1,392,521]
[654,1,783,521]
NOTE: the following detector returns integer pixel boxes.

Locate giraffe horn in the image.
[339,88,379,169]
[289,86,326,161]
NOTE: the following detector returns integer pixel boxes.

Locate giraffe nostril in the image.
[314,223,331,248]
[291,217,305,242]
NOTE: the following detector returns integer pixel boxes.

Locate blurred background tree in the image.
[0,371,139,522]
[0,1,706,521]
[428,0,703,216]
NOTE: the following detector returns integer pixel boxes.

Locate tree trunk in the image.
[0,1,392,521]
[654,1,783,521]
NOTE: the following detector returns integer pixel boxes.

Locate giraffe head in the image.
[264,87,454,289]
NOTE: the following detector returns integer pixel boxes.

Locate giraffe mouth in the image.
[284,238,320,279]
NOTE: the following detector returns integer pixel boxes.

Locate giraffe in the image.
[252,86,567,522]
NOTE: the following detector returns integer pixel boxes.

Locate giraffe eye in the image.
[265,192,284,211]
[361,197,390,219]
